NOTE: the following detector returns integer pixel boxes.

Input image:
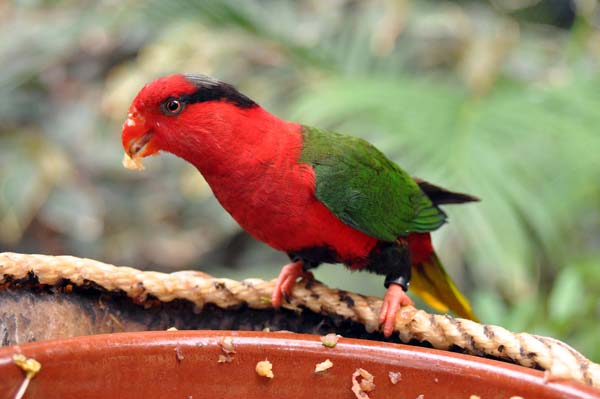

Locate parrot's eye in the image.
[161,99,184,115]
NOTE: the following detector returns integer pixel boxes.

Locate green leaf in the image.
[548,268,585,324]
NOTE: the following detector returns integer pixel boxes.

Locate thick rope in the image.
[1,252,598,389]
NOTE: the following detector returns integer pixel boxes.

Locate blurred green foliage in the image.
[1,0,599,360]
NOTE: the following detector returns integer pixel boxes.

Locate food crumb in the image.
[13,354,42,399]
[219,336,236,354]
[351,368,375,399]
[122,152,145,170]
[175,346,184,362]
[315,359,333,373]
[217,336,236,363]
[416,395,424,399]
[321,333,340,348]
[469,396,481,399]
[166,327,178,331]
[388,371,402,384]
[256,360,274,379]
[218,354,233,363]
[13,354,41,378]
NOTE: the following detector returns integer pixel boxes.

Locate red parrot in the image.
[121,74,479,336]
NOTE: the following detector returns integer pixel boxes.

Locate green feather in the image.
[299,126,446,241]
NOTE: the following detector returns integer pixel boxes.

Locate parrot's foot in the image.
[272,261,314,307]
[379,283,414,337]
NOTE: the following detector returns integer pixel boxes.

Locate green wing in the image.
[300,126,446,241]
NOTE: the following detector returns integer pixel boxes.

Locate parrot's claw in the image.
[272,261,313,307]
[379,283,414,337]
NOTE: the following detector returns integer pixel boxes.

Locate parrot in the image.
[121,74,479,336]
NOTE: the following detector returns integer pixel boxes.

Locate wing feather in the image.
[300,126,446,241]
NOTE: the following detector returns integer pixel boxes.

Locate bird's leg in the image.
[369,240,413,337]
[272,260,314,307]
[379,280,414,337]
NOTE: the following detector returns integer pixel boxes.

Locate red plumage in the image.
[122,74,475,337]
[125,75,385,266]
[406,233,435,266]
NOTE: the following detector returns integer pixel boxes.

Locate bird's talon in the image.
[379,283,414,337]
[272,260,305,308]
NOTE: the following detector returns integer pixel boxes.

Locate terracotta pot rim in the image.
[1,330,597,398]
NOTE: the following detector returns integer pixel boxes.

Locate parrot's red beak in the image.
[121,109,159,159]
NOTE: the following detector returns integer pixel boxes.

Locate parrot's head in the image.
[121,74,257,166]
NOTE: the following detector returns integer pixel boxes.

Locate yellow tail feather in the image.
[410,253,478,321]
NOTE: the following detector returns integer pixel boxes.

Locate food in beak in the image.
[122,152,145,170]
[121,112,153,171]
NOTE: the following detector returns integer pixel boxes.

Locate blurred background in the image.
[1,0,599,359]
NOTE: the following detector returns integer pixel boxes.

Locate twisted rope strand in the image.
[1,252,598,389]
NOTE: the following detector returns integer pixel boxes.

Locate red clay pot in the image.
[0,331,597,398]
